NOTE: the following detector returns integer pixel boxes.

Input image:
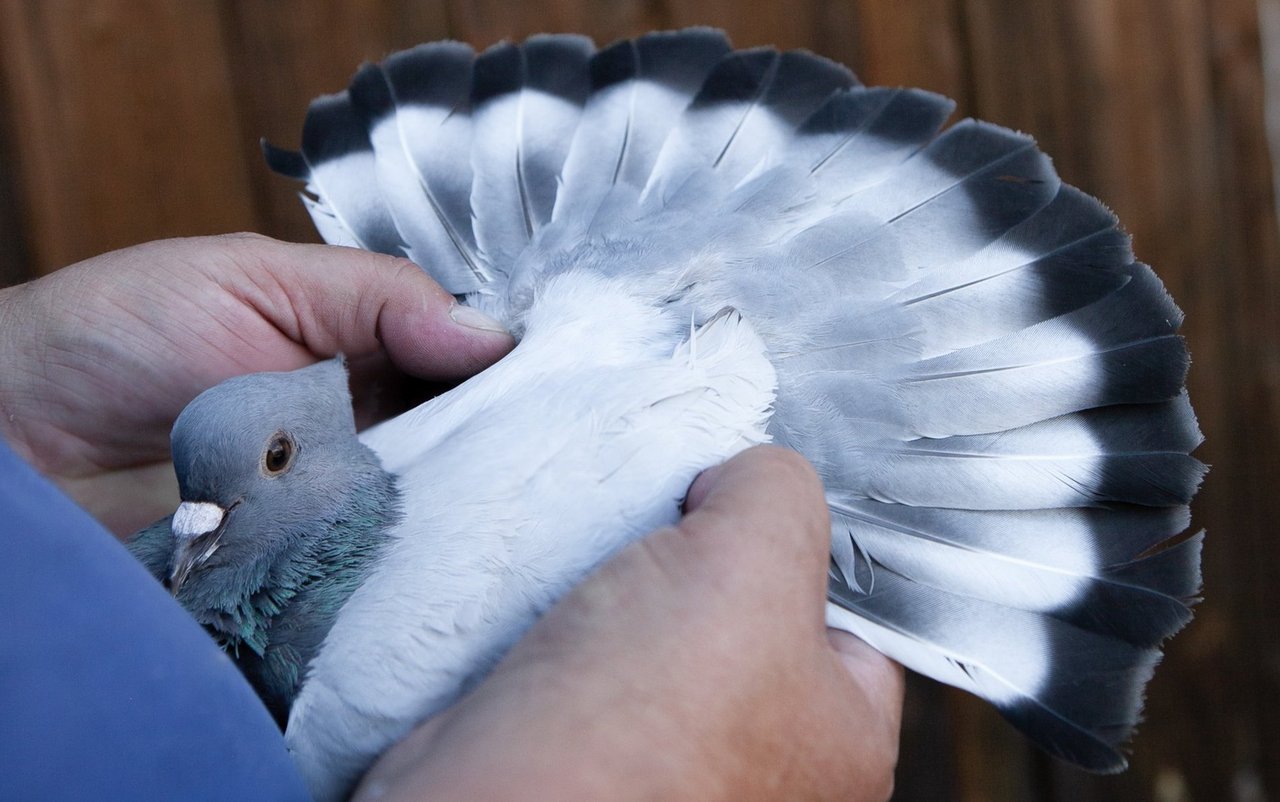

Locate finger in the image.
[219,234,515,379]
[827,630,906,715]
[656,445,832,620]
[825,629,905,790]
[344,350,456,430]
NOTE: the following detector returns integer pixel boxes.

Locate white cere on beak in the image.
[172,501,227,540]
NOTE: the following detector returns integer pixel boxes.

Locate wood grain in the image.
[0,1,258,274]
[0,64,31,285]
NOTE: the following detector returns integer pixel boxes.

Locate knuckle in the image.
[869,766,897,802]
[388,255,424,274]
[749,446,827,527]
[215,231,274,250]
[378,255,443,297]
[754,445,820,488]
[205,232,281,276]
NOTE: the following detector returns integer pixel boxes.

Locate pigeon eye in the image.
[263,434,295,476]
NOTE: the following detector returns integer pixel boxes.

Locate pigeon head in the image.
[163,358,392,623]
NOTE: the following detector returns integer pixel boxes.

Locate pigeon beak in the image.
[168,501,229,596]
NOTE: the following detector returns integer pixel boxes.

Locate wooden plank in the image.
[842,5,1043,799]
[0,0,258,274]
[961,1,1280,799]
[1190,0,1280,799]
[847,0,972,107]
[798,7,990,798]
[663,0,826,51]
[960,3,1212,800]
[0,72,32,286]
[448,0,660,48]
[892,677,962,802]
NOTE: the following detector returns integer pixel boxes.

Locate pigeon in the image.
[129,28,1204,802]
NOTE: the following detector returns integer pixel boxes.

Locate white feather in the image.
[288,276,776,800]
[300,165,368,250]
[363,90,487,292]
[826,601,1046,707]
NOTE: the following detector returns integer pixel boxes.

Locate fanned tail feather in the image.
[347,44,486,294]
[827,574,1162,773]
[266,29,1204,772]
[828,394,1204,509]
[831,502,1202,646]
[555,29,731,224]
[798,87,955,182]
[899,263,1188,437]
[263,92,403,255]
[641,46,857,202]
[468,36,593,274]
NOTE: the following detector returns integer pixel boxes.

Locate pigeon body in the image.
[134,29,1203,801]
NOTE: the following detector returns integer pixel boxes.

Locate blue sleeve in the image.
[0,441,311,802]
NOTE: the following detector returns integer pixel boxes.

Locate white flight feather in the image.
[367,106,488,291]
[300,192,361,250]
[555,80,690,223]
[825,603,1043,707]
[302,150,386,251]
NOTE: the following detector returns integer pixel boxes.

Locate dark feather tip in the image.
[300,92,374,165]
[472,42,522,105]
[690,48,779,108]
[383,41,475,109]
[590,37,638,92]
[348,63,395,126]
[524,35,593,103]
[261,140,308,179]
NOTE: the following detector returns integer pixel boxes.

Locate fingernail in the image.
[449,302,509,334]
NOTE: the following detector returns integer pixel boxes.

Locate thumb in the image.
[682,446,905,697]
[656,445,833,626]
[224,235,514,378]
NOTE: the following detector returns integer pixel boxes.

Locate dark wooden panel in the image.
[448,0,659,47]
[847,0,972,106]
[954,2,1280,800]
[0,0,259,274]
[0,55,32,287]
[664,0,830,51]
[893,677,963,802]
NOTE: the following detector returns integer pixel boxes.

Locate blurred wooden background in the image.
[2,1,1276,799]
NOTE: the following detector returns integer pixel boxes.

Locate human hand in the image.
[0,234,513,535]
[357,446,904,801]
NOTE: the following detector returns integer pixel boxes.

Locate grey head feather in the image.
[130,358,401,724]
